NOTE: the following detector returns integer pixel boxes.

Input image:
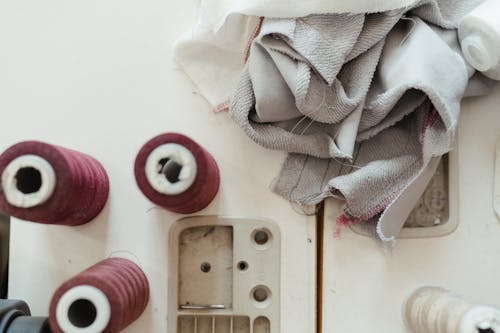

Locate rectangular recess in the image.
[178,226,233,308]
[349,151,459,238]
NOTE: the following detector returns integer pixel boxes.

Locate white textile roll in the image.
[459,0,500,80]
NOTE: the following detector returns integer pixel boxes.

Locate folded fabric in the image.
[173,0,422,108]
[229,0,491,242]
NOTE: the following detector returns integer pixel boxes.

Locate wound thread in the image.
[49,258,149,333]
[134,133,220,214]
[0,141,109,226]
[404,287,500,333]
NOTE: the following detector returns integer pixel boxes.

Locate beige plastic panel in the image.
[169,216,280,333]
[178,316,252,333]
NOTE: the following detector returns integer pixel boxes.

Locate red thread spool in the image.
[134,133,220,213]
[49,258,149,333]
[0,141,109,226]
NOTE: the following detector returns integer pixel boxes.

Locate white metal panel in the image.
[0,1,316,332]
[322,84,500,332]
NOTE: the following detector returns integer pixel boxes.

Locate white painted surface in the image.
[322,84,500,332]
[0,1,316,332]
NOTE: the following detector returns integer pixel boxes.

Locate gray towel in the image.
[229,0,491,241]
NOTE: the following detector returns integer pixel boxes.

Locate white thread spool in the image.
[1,154,56,208]
[55,285,111,333]
[144,143,197,195]
[458,0,500,80]
[404,286,500,333]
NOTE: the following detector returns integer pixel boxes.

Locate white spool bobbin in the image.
[145,143,197,195]
[461,306,500,333]
[461,34,496,72]
[404,286,500,333]
[1,154,56,208]
[56,285,111,333]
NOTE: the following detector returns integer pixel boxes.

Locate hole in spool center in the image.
[478,328,495,333]
[158,158,183,183]
[15,167,42,194]
[253,287,268,302]
[67,299,97,328]
[254,230,269,245]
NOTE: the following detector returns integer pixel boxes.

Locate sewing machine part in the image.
[404,156,449,228]
[350,151,459,239]
[168,216,280,333]
[0,299,51,333]
[179,305,226,310]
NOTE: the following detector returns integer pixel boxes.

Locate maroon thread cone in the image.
[134,133,220,214]
[49,258,149,333]
[0,141,109,226]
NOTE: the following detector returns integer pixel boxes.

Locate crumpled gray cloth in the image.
[229,0,492,241]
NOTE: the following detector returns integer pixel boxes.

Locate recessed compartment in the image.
[350,151,459,238]
[179,226,233,309]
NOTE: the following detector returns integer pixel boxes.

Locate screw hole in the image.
[250,285,272,308]
[253,287,268,302]
[200,262,211,273]
[254,230,269,245]
[237,261,249,271]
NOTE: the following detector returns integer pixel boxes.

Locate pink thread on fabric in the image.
[334,213,354,239]
[213,100,230,113]
[244,17,264,62]
[0,141,109,226]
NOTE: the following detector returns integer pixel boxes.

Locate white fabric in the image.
[377,156,441,243]
[229,3,490,242]
[335,101,364,158]
[458,0,500,80]
[173,0,421,107]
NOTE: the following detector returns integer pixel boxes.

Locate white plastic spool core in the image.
[145,143,197,195]
[1,154,56,208]
[56,285,111,333]
[461,306,500,333]
[461,34,496,72]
